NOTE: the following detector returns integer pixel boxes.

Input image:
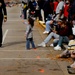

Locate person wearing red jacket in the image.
[53,0,58,14]
[64,0,70,20]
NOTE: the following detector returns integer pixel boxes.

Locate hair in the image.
[28,17,34,27]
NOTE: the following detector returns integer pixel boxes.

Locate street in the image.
[0,6,72,75]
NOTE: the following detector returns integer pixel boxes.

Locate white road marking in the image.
[0,58,50,60]
[2,29,8,44]
[7,19,26,21]
[0,50,49,51]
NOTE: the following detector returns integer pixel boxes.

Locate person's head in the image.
[57,19,67,28]
[65,0,70,4]
[57,19,63,25]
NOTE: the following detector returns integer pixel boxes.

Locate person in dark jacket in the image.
[54,19,70,50]
[42,0,53,22]
[28,0,37,11]
[28,0,37,17]
[0,0,7,47]
[22,1,28,19]
[35,0,43,20]
[68,0,75,21]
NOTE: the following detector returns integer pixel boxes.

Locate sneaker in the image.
[38,42,46,47]
[43,31,49,34]
[50,43,53,47]
[54,45,61,50]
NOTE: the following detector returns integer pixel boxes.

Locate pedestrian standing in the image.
[63,0,70,20]
[25,17,36,50]
[68,0,75,21]
[35,0,42,20]
[22,1,28,19]
[42,0,53,22]
[0,0,7,47]
[53,0,58,14]
[28,0,37,18]
[55,0,64,15]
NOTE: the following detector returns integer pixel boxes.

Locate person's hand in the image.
[25,33,27,37]
[50,20,53,24]
[4,18,7,22]
[4,16,7,22]
[53,30,57,33]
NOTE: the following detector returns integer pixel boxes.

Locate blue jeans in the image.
[44,32,59,44]
[53,36,69,47]
[26,38,35,49]
[45,20,52,32]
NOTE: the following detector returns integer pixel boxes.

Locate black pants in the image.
[23,9,27,19]
[0,14,3,45]
[44,11,49,22]
[35,10,42,20]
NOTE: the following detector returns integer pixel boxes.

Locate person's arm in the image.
[59,2,64,18]
[2,0,7,22]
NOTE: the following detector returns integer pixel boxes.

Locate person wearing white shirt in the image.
[56,0,64,14]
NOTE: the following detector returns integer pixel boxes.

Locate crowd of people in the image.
[20,0,75,74]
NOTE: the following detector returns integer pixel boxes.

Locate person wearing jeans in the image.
[25,17,36,50]
[53,36,69,50]
[26,38,35,49]
[38,24,59,47]
[54,19,70,50]
[43,12,64,34]
[57,36,69,46]
[43,20,54,34]
[38,32,59,47]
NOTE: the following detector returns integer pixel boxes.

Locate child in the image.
[25,17,36,50]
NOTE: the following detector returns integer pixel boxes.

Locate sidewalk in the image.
[0,6,71,75]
